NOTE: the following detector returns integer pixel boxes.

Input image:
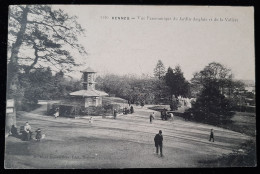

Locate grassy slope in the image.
[149,105,257,167]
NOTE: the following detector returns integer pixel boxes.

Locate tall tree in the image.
[187,62,244,123]
[7,5,86,98]
[190,62,233,94]
[190,82,233,123]
[153,60,166,79]
[165,65,190,98]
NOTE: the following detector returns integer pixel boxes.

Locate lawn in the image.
[4,105,255,168]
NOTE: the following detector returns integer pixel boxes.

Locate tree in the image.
[154,60,166,79]
[7,5,86,98]
[152,78,171,104]
[190,62,232,95]
[95,74,164,105]
[190,62,247,101]
[190,82,233,124]
[23,67,54,104]
[6,5,86,129]
[170,95,178,111]
[21,68,82,104]
[187,62,238,124]
[165,65,190,98]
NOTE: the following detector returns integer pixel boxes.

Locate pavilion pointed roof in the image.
[80,67,96,73]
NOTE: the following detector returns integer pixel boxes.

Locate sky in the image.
[54,5,255,81]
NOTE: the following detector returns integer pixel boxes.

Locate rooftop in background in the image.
[80,67,97,73]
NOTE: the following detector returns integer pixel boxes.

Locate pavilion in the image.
[69,67,108,107]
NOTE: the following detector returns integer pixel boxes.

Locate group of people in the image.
[161,108,174,121]
[8,106,215,159]
[113,105,134,119]
[150,111,174,123]
[123,106,134,115]
[10,122,43,142]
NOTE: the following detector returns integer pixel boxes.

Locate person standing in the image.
[35,128,42,142]
[113,109,117,119]
[89,116,93,123]
[10,125,19,138]
[130,106,134,114]
[150,112,155,123]
[24,122,32,141]
[162,108,167,120]
[54,108,59,119]
[140,101,145,108]
[209,129,214,142]
[154,130,163,157]
[152,112,155,121]
[169,113,174,121]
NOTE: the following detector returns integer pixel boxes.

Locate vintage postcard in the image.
[5,5,256,168]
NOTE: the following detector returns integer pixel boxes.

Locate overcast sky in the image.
[55,5,255,81]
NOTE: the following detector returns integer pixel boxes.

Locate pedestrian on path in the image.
[54,108,59,119]
[169,113,174,121]
[89,117,93,123]
[150,112,155,123]
[130,106,134,114]
[113,109,117,119]
[154,130,163,157]
[209,129,214,142]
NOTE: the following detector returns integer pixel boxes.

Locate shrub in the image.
[186,84,233,125]
[17,100,40,112]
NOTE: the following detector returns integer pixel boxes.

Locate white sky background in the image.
[53,5,255,81]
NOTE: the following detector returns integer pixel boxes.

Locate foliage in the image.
[189,62,251,114]
[191,62,232,87]
[165,66,190,98]
[49,103,119,117]
[95,63,191,106]
[170,96,178,111]
[18,68,81,106]
[188,82,233,124]
[7,5,86,99]
[96,74,166,105]
[190,62,234,97]
[152,78,171,104]
[153,60,166,79]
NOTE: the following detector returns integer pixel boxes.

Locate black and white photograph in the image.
[4,5,256,168]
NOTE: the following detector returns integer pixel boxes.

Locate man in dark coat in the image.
[150,112,155,123]
[130,106,134,114]
[154,130,163,157]
[10,125,19,137]
[209,129,214,142]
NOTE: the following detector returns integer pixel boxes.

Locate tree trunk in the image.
[7,6,29,95]
[6,6,29,130]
